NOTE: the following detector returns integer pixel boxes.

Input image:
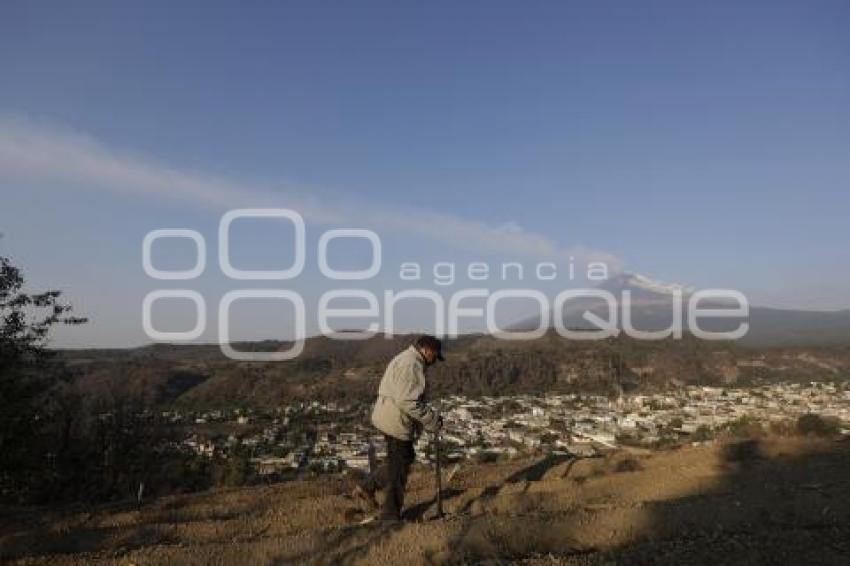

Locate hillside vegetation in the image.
[60,333,850,409]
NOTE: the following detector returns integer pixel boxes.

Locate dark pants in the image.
[364,435,415,519]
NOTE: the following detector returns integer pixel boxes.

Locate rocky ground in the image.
[2,436,850,565]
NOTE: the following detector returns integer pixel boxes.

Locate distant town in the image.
[162,381,850,480]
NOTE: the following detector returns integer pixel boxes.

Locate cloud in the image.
[0,115,620,268]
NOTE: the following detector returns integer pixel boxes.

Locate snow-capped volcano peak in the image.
[623,272,695,296]
[601,271,695,297]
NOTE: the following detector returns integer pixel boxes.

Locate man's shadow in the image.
[407,453,574,520]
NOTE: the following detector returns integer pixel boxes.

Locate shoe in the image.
[358,514,401,526]
[353,483,379,511]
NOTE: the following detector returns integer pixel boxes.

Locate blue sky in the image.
[1,0,848,347]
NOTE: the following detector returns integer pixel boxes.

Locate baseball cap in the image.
[414,335,445,361]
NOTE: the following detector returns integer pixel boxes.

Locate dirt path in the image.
[2,437,849,565]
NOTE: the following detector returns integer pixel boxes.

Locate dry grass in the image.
[2,436,849,565]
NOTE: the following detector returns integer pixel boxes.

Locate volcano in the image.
[517,271,850,347]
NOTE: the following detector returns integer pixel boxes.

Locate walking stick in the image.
[434,429,444,519]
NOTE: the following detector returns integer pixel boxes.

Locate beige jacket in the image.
[371,346,439,441]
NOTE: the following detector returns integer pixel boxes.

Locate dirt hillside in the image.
[3,437,850,565]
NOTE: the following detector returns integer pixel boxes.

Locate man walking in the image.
[356,335,444,521]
